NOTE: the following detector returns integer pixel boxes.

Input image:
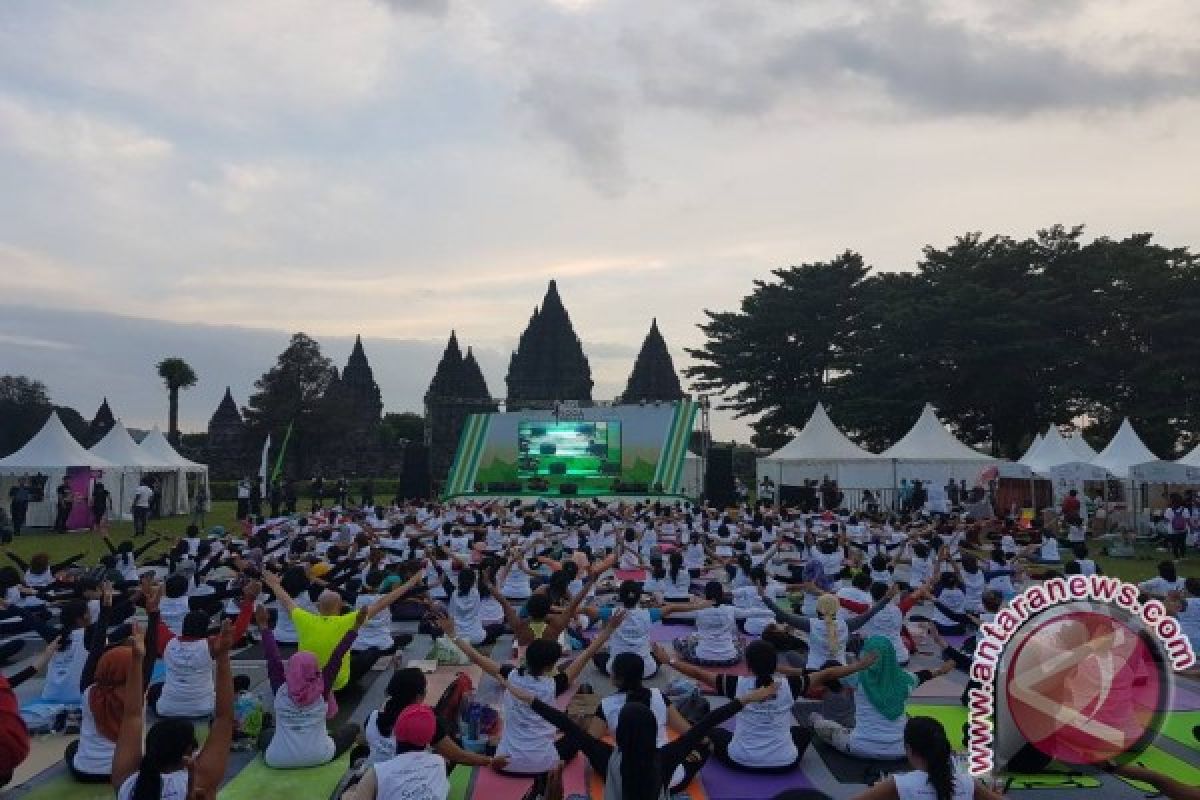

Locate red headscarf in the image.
[89,646,132,741]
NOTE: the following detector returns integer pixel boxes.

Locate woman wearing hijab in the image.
[256,605,363,769]
[808,636,955,760]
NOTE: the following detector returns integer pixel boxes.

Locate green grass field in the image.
[0,501,1184,585]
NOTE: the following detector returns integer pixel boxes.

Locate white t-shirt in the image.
[117,769,189,800]
[731,585,778,636]
[728,676,796,768]
[354,594,394,651]
[374,751,450,800]
[600,690,686,788]
[960,569,985,612]
[73,686,118,775]
[496,671,560,774]
[858,603,908,664]
[447,587,487,645]
[606,608,656,678]
[157,638,215,718]
[265,684,334,768]
[41,627,88,704]
[894,768,974,800]
[1177,597,1200,656]
[806,617,849,669]
[846,672,917,758]
[1140,576,1186,596]
[694,605,739,662]
[133,485,154,509]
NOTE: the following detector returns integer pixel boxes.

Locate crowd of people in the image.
[0,493,1197,800]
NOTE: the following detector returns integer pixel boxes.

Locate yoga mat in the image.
[1003,772,1101,790]
[448,764,475,800]
[7,734,71,787]
[1116,745,1200,793]
[911,675,967,700]
[218,753,351,800]
[811,739,908,784]
[614,569,647,582]
[699,757,813,800]
[588,763,709,800]
[470,756,587,800]
[1157,710,1200,749]
[1170,683,1200,711]
[650,624,688,643]
[9,772,116,800]
[908,705,967,752]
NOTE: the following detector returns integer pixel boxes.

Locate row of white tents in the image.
[755,402,1200,505]
[0,411,208,528]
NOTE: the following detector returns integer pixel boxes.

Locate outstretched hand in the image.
[212,619,234,657]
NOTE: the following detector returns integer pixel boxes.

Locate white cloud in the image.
[0,94,171,166]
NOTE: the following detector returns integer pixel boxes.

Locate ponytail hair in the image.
[668,552,684,582]
[744,640,777,689]
[378,668,427,736]
[457,566,475,597]
[816,593,840,656]
[131,719,196,800]
[904,716,956,800]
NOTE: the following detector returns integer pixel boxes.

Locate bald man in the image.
[263,569,423,691]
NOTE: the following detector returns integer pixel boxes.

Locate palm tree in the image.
[156,357,198,444]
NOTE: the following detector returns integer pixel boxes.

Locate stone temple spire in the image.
[207,386,246,450]
[505,280,593,410]
[620,318,684,404]
[425,332,497,486]
[426,331,465,399]
[87,397,116,446]
[461,347,493,401]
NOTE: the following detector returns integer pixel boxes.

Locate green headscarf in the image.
[858,636,912,721]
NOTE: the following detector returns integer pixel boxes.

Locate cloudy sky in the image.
[2,0,1198,440]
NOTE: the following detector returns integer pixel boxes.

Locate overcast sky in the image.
[2,0,1198,441]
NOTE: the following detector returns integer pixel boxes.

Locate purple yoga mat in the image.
[699,757,814,800]
[650,624,690,642]
[1170,684,1200,711]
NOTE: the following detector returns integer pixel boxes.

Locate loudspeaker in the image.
[400,444,431,501]
[559,483,578,495]
[705,447,737,508]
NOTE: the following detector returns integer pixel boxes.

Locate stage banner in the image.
[65,466,98,530]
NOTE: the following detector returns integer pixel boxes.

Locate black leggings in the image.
[64,740,110,783]
[708,726,811,774]
[345,643,399,690]
[1170,532,1188,559]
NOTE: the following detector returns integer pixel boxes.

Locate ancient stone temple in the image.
[86,397,116,447]
[201,386,248,479]
[505,280,593,410]
[312,335,401,477]
[619,319,684,404]
[424,332,497,485]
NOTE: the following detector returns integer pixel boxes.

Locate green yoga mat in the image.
[1157,710,1200,749]
[1117,745,1200,793]
[448,765,476,800]
[14,773,116,800]
[908,705,1101,790]
[218,753,352,800]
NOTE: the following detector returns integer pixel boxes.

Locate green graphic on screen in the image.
[517,421,621,489]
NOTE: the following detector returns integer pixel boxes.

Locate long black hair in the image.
[130,719,197,800]
[744,639,777,689]
[377,668,427,736]
[610,652,652,706]
[703,580,726,606]
[457,566,476,597]
[668,552,684,582]
[615,702,662,800]
[904,716,955,800]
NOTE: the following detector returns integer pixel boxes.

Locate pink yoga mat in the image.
[470,753,587,800]
[615,569,648,582]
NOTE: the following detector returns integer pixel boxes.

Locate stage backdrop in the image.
[444,400,697,498]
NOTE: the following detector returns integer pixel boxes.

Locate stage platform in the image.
[442,492,693,505]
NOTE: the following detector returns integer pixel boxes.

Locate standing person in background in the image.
[946,480,959,510]
[90,481,111,533]
[336,476,349,508]
[191,482,208,528]
[236,477,251,521]
[898,480,912,513]
[361,478,375,509]
[131,478,154,537]
[284,479,298,515]
[310,476,325,511]
[54,475,74,533]
[1166,495,1191,561]
[148,476,162,519]
[8,477,30,537]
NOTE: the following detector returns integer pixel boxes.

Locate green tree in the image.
[156,357,198,445]
[380,412,425,445]
[686,252,870,449]
[0,375,88,456]
[243,334,335,476]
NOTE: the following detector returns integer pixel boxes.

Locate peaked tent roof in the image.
[137,427,206,470]
[90,420,165,469]
[881,404,996,462]
[1065,432,1097,461]
[1023,427,1088,473]
[1091,418,1157,478]
[1018,432,1044,464]
[0,411,116,470]
[1179,441,1200,468]
[762,403,880,461]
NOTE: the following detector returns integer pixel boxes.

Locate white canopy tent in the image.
[880,403,997,485]
[1129,460,1200,484]
[135,427,209,516]
[1065,432,1098,462]
[756,403,892,489]
[1018,433,1044,464]
[0,412,116,528]
[1178,442,1200,468]
[1023,427,1090,475]
[1091,418,1158,480]
[89,420,170,521]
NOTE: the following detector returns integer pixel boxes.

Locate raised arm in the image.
[846,585,899,632]
[368,568,425,619]
[439,614,502,678]
[192,621,234,797]
[261,570,298,614]
[133,537,162,560]
[110,626,147,792]
[256,606,286,693]
[654,642,717,689]
[807,651,878,690]
[4,551,29,571]
[321,610,364,701]
[562,609,625,685]
[50,553,86,573]
[762,593,811,631]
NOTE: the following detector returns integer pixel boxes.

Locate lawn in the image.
[4,500,241,567]
[0,502,1184,585]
